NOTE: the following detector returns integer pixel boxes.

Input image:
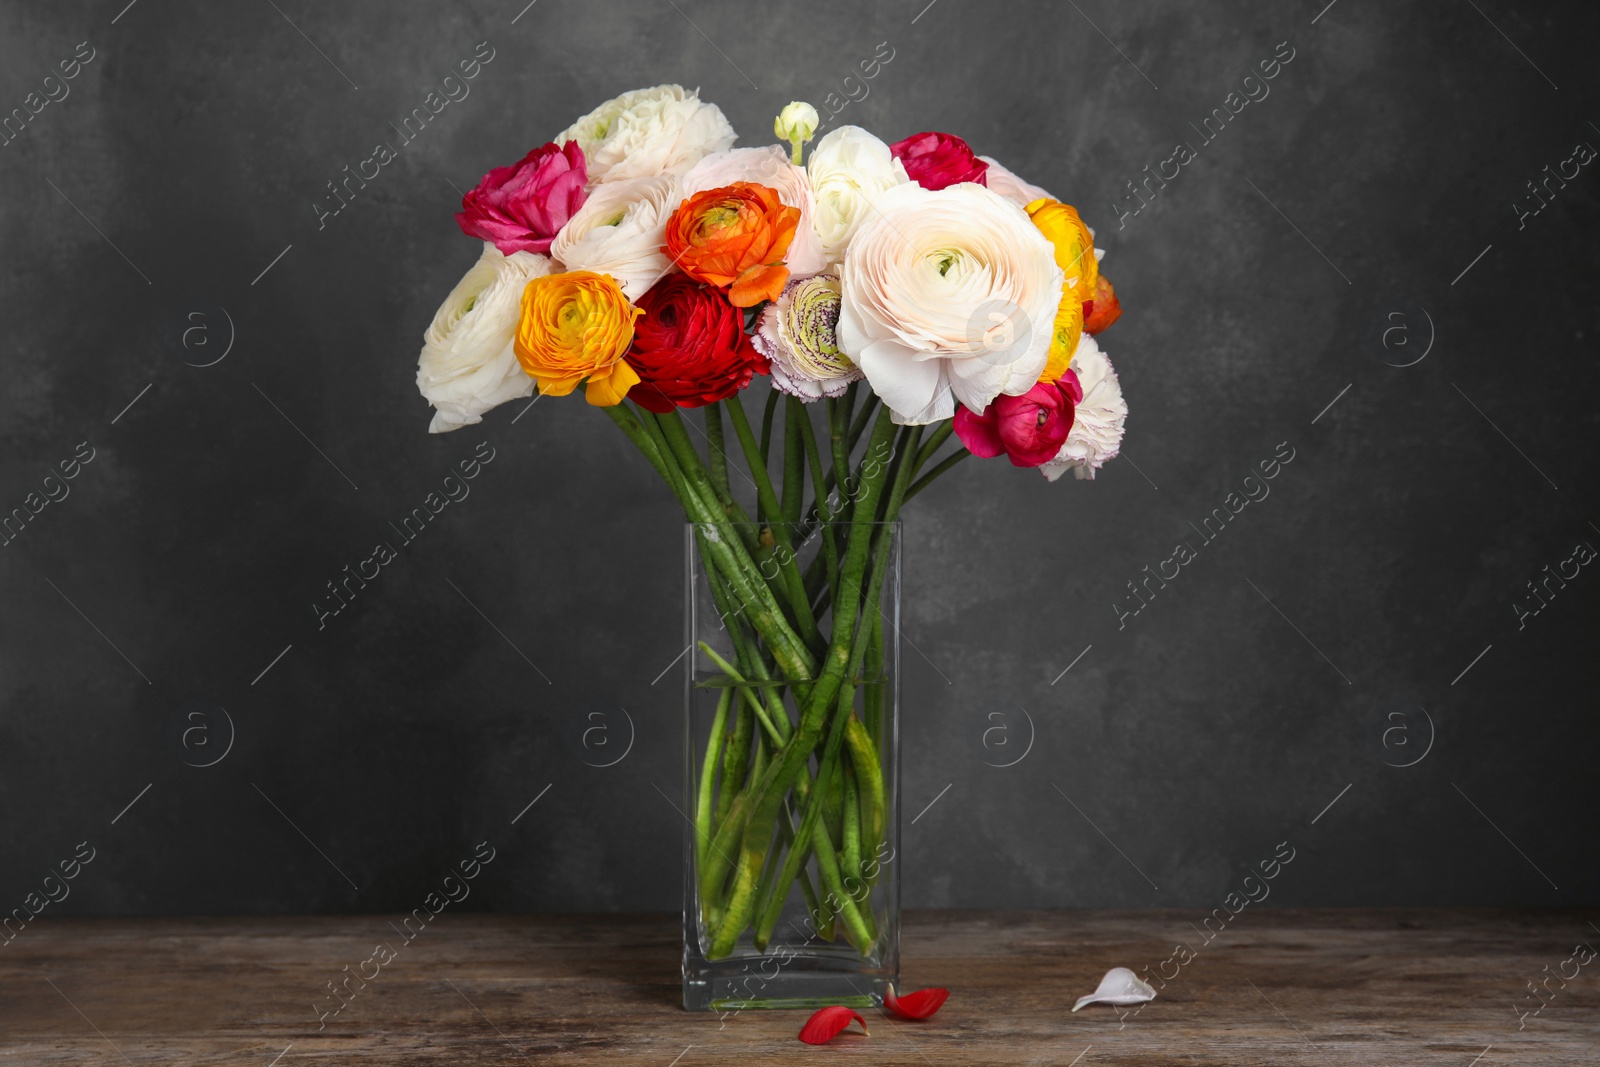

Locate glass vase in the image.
[681,521,901,1011]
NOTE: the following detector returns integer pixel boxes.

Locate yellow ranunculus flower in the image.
[1037,294,1085,385]
[1025,198,1098,302]
[514,270,643,406]
[1026,199,1096,384]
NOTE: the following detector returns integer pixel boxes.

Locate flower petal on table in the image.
[1071,966,1156,1012]
[884,984,950,1020]
[798,1005,870,1044]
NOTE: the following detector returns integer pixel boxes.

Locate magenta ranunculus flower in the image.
[889,131,988,190]
[953,372,1082,468]
[456,141,587,255]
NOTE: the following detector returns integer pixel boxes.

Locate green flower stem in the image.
[827,394,854,527]
[722,399,821,654]
[914,421,953,471]
[648,408,816,683]
[752,677,858,951]
[847,393,880,454]
[697,642,787,747]
[906,445,971,501]
[707,408,898,958]
[844,715,885,880]
[715,692,753,827]
[797,403,841,601]
[863,610,884,749]
[842,763,863,884]
[651,409,773,598]
[759,387,780,467]
[704,403,732,509]
[701,536,798,744]
[695,688,732,875]
[781,395,806,529]
[602,402,671,482]
[808,787,875,952]
[700,786,752,919]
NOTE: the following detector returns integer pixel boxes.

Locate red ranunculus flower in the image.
[889,131,988,190]
[456,141,587,255]
[626,274,769,413]
[953,373,1082,468]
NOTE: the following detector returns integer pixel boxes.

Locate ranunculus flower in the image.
[836,181,1064,424]
[417,243,552,433]
[774,101,820,151]
[1036,289,1086,386]
[1026,199,1100,384]
[1027,199,1098,305]
[680,147,828,278]
[1040,334,1127,482]
[625,274,768,412]
[953,373,1082,468]
[456,141,587,255]
[979,156,1053,208]
[889,131,988,190]
[807,126,909,262]
[1083,274,1123,335]
[514,270,643,406]
[550,175,679,301]
[752,273,861,401]
[664,182,800,307]
[555,84,736,186]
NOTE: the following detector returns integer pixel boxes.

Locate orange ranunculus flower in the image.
[1084,273,1122,335]
[514,270,644,406]
[664,182,800,307]
[1026,198,1096,384]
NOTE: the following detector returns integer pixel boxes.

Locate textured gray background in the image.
[1,0,1595,918]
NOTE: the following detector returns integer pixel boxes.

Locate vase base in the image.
[682,957,894,1012]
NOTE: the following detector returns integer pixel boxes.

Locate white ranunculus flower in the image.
[836,181,1064,425]
[1041,334,1127,481]
[679,145,830,278]
[550,175,679,301]
[979,155,1054,209]
[555,84,736,186]
[416,243,549,434]
[807,125,909,262]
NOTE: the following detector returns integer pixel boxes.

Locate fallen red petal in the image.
[798,1005,869,1045]
[884,984,950,1020]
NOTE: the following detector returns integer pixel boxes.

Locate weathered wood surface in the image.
[2,910,1596,1064]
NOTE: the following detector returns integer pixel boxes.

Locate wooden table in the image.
[3,910,1595,1064]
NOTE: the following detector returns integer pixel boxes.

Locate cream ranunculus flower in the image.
[979,155,1054,209]
[417,243,550,434]
[550,175,679,301]
[1040,333,1127,481]
[752,272,862,401]
[807,125,909,262]
[679,145,829,279]
[836,181,1065,424]
[555,84,736,186]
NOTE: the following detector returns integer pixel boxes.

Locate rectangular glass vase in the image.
[681,521,900,1011]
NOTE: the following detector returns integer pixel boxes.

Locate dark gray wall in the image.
[1,0,1595,918]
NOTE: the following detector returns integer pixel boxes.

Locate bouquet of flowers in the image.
[416,86,1128,965]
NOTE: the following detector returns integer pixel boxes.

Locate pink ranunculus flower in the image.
[456,141,587,255]
[889,131,988,190]
[979,156,1054,208]
[953,372,1082,468]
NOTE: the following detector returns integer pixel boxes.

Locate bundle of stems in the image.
[603,381,968,959]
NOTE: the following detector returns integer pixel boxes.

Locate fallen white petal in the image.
[1071,966,1156,1012]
